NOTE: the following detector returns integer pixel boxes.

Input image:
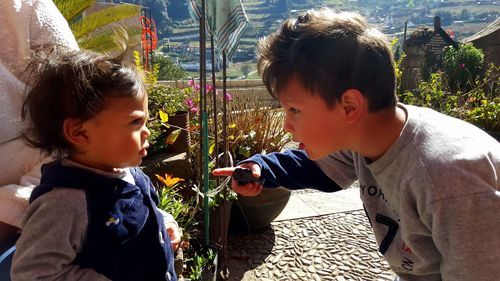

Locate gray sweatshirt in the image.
[316,104,500,280]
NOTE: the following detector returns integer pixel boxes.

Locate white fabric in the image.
[0,0,78,227]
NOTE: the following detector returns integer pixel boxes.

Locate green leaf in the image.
[78,26,141,53]
[54,0,95,23]
[70,4,141,39]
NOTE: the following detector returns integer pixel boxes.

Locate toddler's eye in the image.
[131,118,143,125]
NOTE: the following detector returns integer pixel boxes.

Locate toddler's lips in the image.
[140,147,148,157]
[298,143,305,150]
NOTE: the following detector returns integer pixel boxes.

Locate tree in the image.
[240,64,251,78]
[153,54,187,81]
[443,43,484,91]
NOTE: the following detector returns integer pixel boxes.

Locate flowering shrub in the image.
[443,43,484,91]
[399,63,500,133]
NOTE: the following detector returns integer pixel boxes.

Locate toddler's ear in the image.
[63,118,88,148]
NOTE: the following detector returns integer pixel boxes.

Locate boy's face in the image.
[76,93,150,171]
[279,76,348,160]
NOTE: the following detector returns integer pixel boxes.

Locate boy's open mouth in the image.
[298,143,305,150]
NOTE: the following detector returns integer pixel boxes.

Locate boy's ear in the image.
[340,89,366,124]
[63,118,88,148]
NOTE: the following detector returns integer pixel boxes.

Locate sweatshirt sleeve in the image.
[429,181,500,280]
[242,149,342,192]
[11,188,111,281]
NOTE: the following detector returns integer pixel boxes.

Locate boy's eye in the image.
[289,107,300,114]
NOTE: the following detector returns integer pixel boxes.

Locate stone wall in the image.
[160,79,275,104]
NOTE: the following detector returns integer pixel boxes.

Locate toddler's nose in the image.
[143,126,151,138]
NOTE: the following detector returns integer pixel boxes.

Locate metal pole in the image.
[222,51,228,167]
[211,36,219,172]
[198,0,210,247]
[403,21,408,52]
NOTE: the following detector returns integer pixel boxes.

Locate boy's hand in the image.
[212,162,263,196]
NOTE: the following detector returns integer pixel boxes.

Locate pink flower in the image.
[185,98,195,108]
[190,107,199,113]
[194,84,200,91]
[225,93,233,101]
[459,63,465,69]
[206,84,214,92]
[188,79,195,86]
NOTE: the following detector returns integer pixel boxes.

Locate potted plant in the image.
[222,97,293,233]
[148,83,192,154]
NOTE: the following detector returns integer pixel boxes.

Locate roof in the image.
[463,17,500,43]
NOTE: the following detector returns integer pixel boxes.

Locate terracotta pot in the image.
[230,187,291,233]
[165,111,191,154]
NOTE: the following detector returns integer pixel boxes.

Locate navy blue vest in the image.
[30,161,177,281]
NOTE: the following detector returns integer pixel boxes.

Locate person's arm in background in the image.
[0,0,79,80]
[0,153,51,231]
[0,0,78,243]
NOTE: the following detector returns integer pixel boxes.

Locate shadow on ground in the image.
[224,224,276,281]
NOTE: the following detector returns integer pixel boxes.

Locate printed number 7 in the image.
[375,214,399,255]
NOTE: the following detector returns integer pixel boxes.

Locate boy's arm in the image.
[432,189,500,280]
[242,149,342,192]
[11,188,110,281]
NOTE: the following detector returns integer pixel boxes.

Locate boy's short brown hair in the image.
[257,8,397,112]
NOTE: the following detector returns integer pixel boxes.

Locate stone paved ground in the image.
[226,209,396,281]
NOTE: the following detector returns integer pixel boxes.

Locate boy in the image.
[213,8,500,280]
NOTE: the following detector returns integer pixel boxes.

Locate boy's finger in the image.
[238,162,261,177]
[250,165,261,177]
[212,167,236,177]
[233,181,263,196]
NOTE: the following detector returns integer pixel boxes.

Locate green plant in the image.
[54,0,141,53]
[134,52,191,154]
[225,98,292,162]
[153,54,188,81]
[155,174,199,243]
[460,64,500,132]
[188,248,216,281]
[148,83,190,116]
[391,38,406,95]
[443,43,485,91]
[399,63,499,133]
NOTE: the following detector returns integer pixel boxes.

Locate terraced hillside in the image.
[160,0,499,78]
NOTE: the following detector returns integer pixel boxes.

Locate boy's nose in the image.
[283,117,294,134]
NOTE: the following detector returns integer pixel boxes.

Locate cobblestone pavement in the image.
[226,209,396,281]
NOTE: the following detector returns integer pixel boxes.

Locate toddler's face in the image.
[279,76,348,160]
[78,93,150,171]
